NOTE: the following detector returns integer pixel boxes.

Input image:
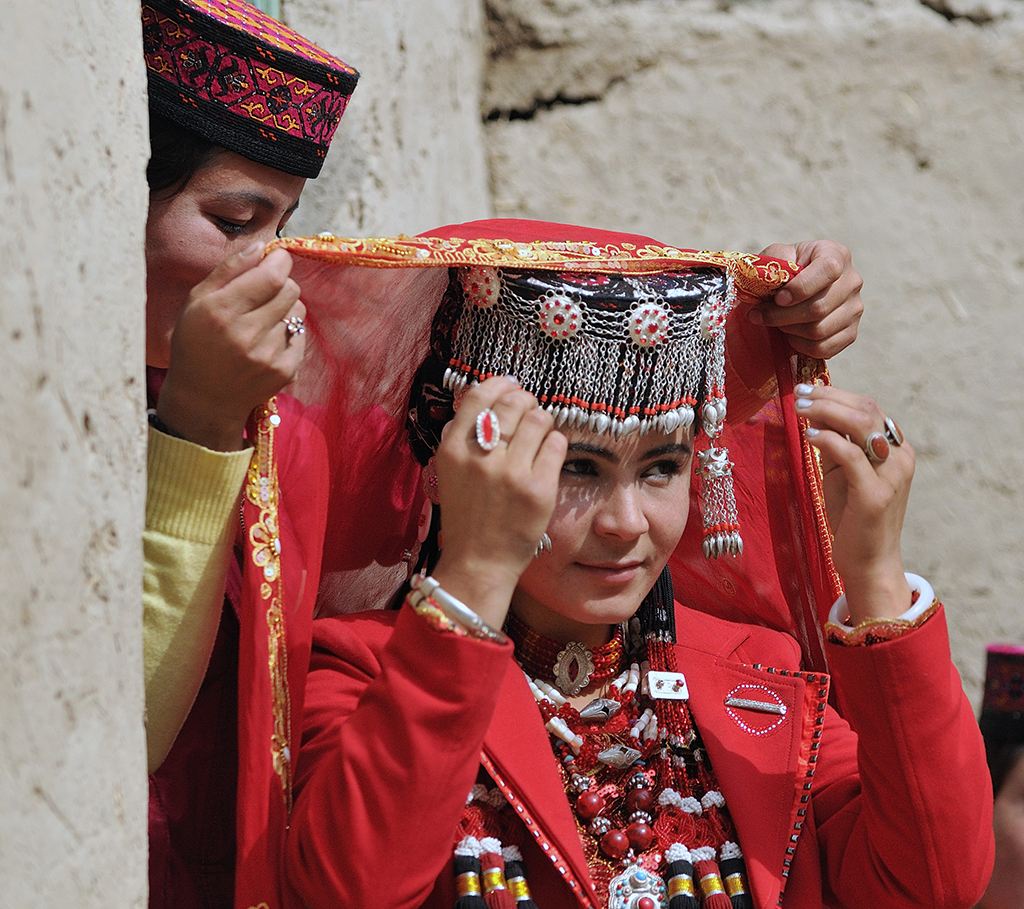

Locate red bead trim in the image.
[447,358,701,424]
[506,611,625,695]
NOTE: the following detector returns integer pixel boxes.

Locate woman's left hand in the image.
[796,383,914,622]
[753,241,864,359]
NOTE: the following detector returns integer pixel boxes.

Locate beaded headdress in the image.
[439,264,741,558]
[142,0,359,177]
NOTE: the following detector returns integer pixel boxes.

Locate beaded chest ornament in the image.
[454,572,754,909]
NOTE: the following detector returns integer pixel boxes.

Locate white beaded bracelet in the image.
[409,575,509,645]
[827,572,936,632]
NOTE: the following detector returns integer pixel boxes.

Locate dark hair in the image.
[146,112,223,197]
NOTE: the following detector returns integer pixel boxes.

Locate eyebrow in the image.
[210,190,300,216]
[643,442,692,459]
[566,441,692,463]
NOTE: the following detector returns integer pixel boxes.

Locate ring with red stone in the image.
[864,431,891,464]
[474,408,501,452]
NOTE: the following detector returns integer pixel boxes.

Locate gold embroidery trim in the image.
[245,397,293,810]
[273,234,797,297]
[187,0,358,73]
[796,357,844,603]
[825,599,941,647]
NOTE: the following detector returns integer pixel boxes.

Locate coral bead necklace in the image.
[507,612,753,909]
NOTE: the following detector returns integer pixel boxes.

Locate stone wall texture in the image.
[285,0,494,236]
[0,1,149,905]
[478,0,1024,704]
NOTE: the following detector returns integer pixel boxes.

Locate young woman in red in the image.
[273,221,993,908]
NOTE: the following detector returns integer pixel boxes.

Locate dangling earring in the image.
[697,285,742,559]
[404,495,435,580]
[422,456,440,505]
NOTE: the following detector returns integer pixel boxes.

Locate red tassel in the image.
[693,854,732,909]
[479,839,515,909]
[654,805,699,851]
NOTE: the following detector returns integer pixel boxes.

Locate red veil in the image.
[273,218,841,672]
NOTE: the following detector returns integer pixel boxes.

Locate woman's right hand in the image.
[431,377,567,629]
[156,243,305,451]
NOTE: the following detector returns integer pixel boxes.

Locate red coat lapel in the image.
[482,667,599,908]
[676,637,829,909]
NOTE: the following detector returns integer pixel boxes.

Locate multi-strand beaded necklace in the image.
[450,578,754,909]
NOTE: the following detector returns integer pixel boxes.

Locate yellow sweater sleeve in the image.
[144,426,253,772]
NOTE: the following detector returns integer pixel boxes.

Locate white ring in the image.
[827,572,935,631]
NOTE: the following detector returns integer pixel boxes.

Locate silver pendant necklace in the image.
[607,863,667,909]
[552,640,596,696]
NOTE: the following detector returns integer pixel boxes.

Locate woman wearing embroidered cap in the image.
[274,219,993,908]
[139,1,358,906]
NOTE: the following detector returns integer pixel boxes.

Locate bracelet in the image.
[826,572,938,645]
[407,592,467,637]
[407,584,467,636]
[409,575,509,645]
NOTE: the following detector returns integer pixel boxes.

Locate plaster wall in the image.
[0,1,149,905]
[482,0,1024,703]
[285,0,494,236]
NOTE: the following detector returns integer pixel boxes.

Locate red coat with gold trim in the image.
[148,395,330,909]
[286,601,993,908]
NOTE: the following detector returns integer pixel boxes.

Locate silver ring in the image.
[474,408,501,452]
[534,532,552,557]
[864,431,891,464]
[282,315,306,341]
[883,416,904,447]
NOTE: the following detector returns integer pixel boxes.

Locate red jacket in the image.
[148,395,330,909]
[287,602,993,908]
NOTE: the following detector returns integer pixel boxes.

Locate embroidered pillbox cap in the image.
[142,0,359,177]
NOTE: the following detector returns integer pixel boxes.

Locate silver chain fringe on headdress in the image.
[442,265,742,559]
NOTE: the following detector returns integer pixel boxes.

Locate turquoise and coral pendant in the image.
[607,863,666,909]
